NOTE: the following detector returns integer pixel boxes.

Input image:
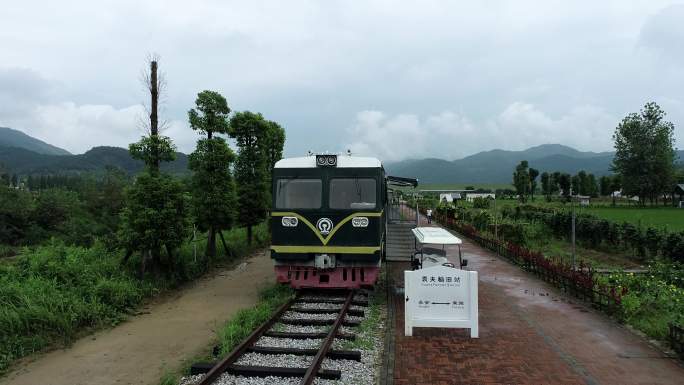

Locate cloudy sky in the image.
[1,0,683,161]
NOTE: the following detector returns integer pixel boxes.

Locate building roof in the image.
[274,155,382,169]
[675,184,684,194]
[412,227,463,245]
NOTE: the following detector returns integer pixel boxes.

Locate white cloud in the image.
[1,1,683,158]
[346,103,618,162]
[1,98,193,154]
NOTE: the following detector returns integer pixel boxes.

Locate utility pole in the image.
[571,198,576,270]
[494,195,498,240]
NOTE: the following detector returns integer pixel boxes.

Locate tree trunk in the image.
[167,244,186,280]
[121,249,133,265]
[206,227,216,257]
[151,246,162,275]
[247,225,253,245]
[219,231,231,257]
[150,60,160,174]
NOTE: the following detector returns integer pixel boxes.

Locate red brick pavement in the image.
[391,218,684,385]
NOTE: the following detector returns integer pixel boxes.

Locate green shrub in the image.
[472,197,490,209]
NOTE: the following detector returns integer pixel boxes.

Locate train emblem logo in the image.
[316,218,333,235]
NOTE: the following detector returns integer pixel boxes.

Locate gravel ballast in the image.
[254,336,322,349]
[234,352,312,368]
[179,288,386,385]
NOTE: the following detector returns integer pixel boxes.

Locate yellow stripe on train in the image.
[271,211,383,245]
[270,245,381,254]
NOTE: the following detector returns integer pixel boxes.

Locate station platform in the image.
[384,218,684,385]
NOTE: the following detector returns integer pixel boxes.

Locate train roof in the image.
[274,155,382,169]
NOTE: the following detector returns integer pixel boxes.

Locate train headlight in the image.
[352,216,369,227]
[316,154,337,167]
[281,216,298,227]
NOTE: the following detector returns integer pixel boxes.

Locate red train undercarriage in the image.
[274,266,380,289]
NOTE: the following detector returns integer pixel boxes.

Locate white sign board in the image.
[404,265,478,337]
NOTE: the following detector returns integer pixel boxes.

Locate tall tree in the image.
[188,90,231,139]
[188,90,236,257]
[613,102,676,205]
[230,111,270,244]
[599,175,612,196]
[571,174,580,196]
[540,172,550,198]
[587,173,598,197]
[528,167,539,200]
[512,160,530,203]
[119,58,189,275]
[610,175,622,206]
[558,173,571,199]
[264,120,286,171]
[551,171,561,195]
[577,170,588,195]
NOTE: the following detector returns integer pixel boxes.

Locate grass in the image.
[216,284,294,355]
[342,268,387,351]
[417,183,512,191]
[581,206,684,232]
[498,198,684,231]
[0,223,269,376]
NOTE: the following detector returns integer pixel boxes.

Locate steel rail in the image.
[300,290,355,385]
[196,296,296,385]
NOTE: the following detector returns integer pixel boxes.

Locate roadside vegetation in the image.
[0,58,286,374]
[0,225,269,374]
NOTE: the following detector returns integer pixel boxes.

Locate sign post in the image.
[404,265,478,337]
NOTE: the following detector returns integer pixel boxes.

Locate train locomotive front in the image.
[270,154,386,289]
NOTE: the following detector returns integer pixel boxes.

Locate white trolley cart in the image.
[404,227,479,337]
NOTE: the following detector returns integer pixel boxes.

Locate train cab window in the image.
[275,179,322,209]
[329,178,376,210]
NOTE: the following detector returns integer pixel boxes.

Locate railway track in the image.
[192,289,369,385]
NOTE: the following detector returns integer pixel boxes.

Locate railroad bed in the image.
[181,290,379,385]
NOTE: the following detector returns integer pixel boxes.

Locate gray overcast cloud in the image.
[1,0,683,161]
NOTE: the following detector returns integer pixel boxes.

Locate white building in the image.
[439,193,461,203]
[465,193,495,202]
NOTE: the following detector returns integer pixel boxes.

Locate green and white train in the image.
[270,153,414,289]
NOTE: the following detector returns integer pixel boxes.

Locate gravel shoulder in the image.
[0,251,275,385]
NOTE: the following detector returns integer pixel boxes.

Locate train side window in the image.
[275,179,322,209]
[329,178,376,210]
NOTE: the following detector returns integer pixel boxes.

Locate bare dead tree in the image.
[138,53,169,136]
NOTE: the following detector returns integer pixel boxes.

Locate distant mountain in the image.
[0,127,188,175]
[385,144,683,184]
[0,146,188,176]
[0,126,71,155]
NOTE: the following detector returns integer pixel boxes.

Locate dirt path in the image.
[391,216,684,384]
[1,251,274,385]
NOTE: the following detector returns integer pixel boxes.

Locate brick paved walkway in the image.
[390,220,684,385]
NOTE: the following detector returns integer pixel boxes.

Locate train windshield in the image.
[275,178,322,209]
[329,178,376,210]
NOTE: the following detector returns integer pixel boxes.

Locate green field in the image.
[482,198,684,231]
[398,183,513,192]
[581,206,684,232]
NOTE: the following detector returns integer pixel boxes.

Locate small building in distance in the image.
[574,195,591,206]
[439,192,461,203]
[466,192,496,202]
